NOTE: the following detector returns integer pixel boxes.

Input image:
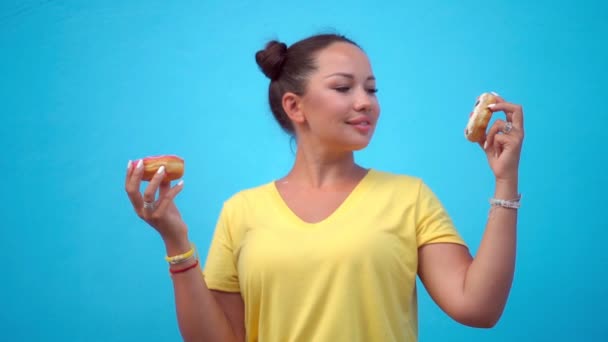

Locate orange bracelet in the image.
[169,260,199,275]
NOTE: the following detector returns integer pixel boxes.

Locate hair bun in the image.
[255,40,288,81]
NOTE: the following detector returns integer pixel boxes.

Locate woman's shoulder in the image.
[221,179,277,208]
[369,168,424,186]
[368,168,443,204]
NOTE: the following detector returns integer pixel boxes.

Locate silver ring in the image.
[143,201,156,210]
[502,121,513,134]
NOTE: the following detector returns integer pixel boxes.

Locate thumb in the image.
[479,138,494,158]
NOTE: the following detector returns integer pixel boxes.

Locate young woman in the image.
[125,33,524,342]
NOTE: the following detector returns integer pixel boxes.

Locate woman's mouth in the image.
[346,118,372,133]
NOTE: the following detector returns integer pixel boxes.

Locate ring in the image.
[502,121,513,134]
[143,201,156,210]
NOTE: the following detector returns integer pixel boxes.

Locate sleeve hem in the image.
[203,274,241,293]
[418,238,468,249]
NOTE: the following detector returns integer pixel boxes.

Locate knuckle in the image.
[142,190,155,200]
[149,212,164,222]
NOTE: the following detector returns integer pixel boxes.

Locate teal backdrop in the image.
[2,0,606,341]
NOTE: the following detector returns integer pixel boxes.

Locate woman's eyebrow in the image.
[324,72,375,81]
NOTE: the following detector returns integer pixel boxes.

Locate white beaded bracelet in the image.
[490,194,522,209]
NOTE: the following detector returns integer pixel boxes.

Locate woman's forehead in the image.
[313,43,372,76]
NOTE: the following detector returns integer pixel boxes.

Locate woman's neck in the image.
[280,142,367,190]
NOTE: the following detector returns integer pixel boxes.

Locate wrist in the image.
[165,242,199,276]
[494,177,519,199]
[162,231,191,257]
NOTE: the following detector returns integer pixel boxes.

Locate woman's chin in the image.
[346,138,373,151]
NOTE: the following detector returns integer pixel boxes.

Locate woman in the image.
[125,33,524,342]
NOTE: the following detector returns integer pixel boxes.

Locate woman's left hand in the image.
[480,95,525,182]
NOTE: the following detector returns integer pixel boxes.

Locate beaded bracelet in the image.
[490,194,522,209]
[169,259,200,275]
[165,243,196,265]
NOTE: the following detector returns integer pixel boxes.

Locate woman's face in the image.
[296,42,380,152]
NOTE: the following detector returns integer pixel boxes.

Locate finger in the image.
[493,133,516,158]
[493,139,501,159]
[484,119,507,152]
[488,102,524,129]
[478,132,489,150]
[154,180,185,213]
[125,159,140,187]
[511,104,524,130]
[126,159,133,177]
[125,160,133,191]
[159,179,172,197]
[490,91,505,103]
[142,165,167,205]
[125,159,145,211]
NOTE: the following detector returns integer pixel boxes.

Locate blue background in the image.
[2,0,606,341]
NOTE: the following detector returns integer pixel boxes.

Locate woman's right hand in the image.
[125,159,187,244]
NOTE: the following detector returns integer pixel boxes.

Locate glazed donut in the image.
[464,92,498,143]
[140,155,185,181]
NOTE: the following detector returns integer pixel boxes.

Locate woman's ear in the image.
[282,92,305,125]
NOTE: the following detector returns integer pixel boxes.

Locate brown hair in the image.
[255,33,360,135]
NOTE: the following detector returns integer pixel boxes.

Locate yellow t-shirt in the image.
[202,169,467,342]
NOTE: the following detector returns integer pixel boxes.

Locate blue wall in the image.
[2,0,606,340]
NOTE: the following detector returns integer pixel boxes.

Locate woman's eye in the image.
[334,86,377,94]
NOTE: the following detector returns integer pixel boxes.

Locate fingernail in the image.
[488,103,496,109]
[157,165,165,174]
[136,159,143,169]
[491,91,500,96]
[483,141,488,150]
[127,160,132,170]
[177,180,184,186]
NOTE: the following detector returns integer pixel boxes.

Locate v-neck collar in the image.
[269,168,375,228]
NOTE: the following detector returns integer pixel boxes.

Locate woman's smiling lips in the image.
[346,116,372,133]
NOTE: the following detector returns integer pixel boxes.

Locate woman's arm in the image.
[165,238,245,342]
[125,159,244,342]
[418,96,524,327]
[418,179,518,327]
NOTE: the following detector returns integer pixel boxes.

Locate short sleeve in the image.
[202,202,241,292]
[415,180,467,248]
